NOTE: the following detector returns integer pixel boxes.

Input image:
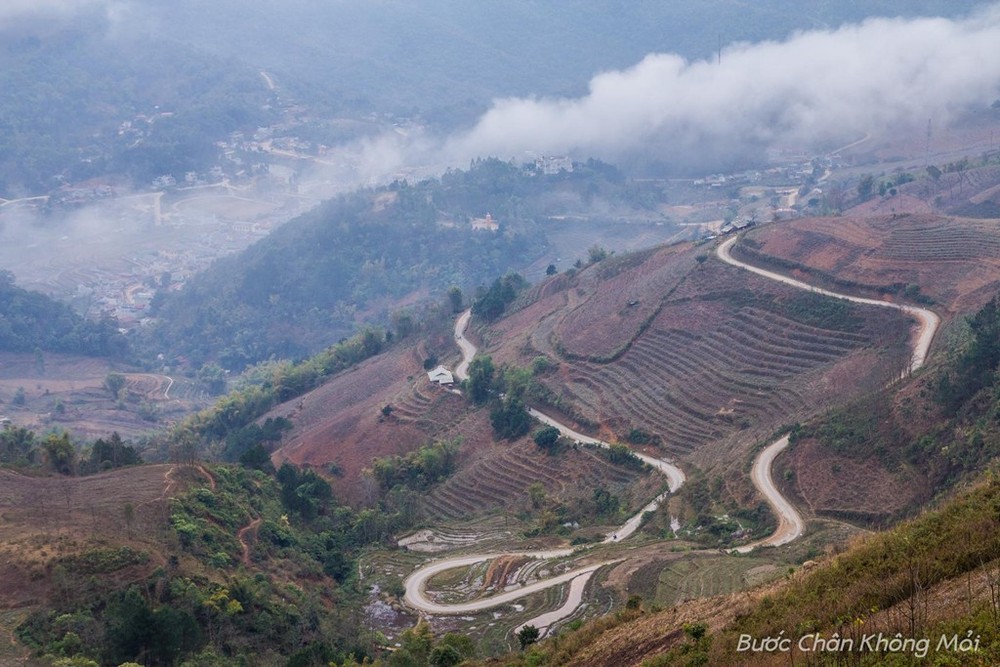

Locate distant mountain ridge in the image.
[148,0,990,121]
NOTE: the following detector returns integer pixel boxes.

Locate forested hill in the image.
[145,159,643,369]
[0,10,274,196]
[0,271,127,357]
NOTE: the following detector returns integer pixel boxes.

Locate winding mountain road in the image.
[453,309,475,382]
[716,236,939,375]
[717,235,940,550]
[403,236,939,634]
[405,309,686,635]
[731,435,803,553]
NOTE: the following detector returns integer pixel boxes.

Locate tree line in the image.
[1,427,141,476]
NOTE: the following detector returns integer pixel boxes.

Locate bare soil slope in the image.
[742,214,1000,316]
[0,351,206,439]
[268,344,449,502]
[0,464,183,609]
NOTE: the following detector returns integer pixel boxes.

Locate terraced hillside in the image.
[422,435,658,522]
[0,464,178,611]
[264,308,664,523]
[268,343,474,503]
[484,244,912,467]
[741,214,1000,315]
[635,555,783,607]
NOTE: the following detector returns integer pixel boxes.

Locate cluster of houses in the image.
[534,155,574,175]
[470,213,498,232]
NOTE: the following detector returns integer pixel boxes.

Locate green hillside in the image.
[0,271,126,357]
[6,462,403,666]
[0,9,274,196]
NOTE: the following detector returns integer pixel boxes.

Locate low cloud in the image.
[432,6,1000,173]
[0,0,133,31]
[0,0,110,19]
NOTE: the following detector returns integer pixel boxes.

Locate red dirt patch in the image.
[269,345,469,503]
[746,214,1000,316]
[785,438,921,520]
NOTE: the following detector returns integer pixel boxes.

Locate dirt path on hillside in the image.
[453,308,475,381]
[161,465,178,500]
[237,517,262,566]
[195,465,217,491]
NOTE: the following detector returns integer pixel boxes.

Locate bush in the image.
[533,426,561,452]
[491,397,531,440]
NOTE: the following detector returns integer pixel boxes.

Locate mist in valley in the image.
[2,0,998,351]
[5,4,1000,665]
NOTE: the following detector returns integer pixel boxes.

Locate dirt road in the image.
[405,310,684,635]
[731,435,803,553]
[717,234,939,550]
[405,239,940,628]
[453,309,475,382]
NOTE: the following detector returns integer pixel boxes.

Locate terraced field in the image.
[268,345,450,502]
[422,438,657,522]
[511,258,908,462]
[648,556,783,606]
[883,220,1000,261]
[744,214,1000,314]
[0,352,208,440]
[554,246,696,360]
[388,381,470,437]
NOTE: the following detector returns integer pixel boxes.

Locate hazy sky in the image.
[5,1,1000,179]
[0,0,111,19]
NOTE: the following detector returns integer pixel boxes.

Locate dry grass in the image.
[0,351,208,440]
[0,464,207,612]
[784,438,920,520]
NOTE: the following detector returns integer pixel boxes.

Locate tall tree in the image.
[447,286,464,313]
[466,356,495,404]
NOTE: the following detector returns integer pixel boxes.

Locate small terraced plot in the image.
[650,556,783,606]
[422,437,658,522]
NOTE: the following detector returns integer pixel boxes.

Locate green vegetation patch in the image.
[55,546,150,575]
[653,556,782,607]
[0,271,127,358]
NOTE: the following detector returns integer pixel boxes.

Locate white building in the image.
[427,365,455,385]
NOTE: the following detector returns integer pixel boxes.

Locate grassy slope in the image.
[2,463,370,666]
